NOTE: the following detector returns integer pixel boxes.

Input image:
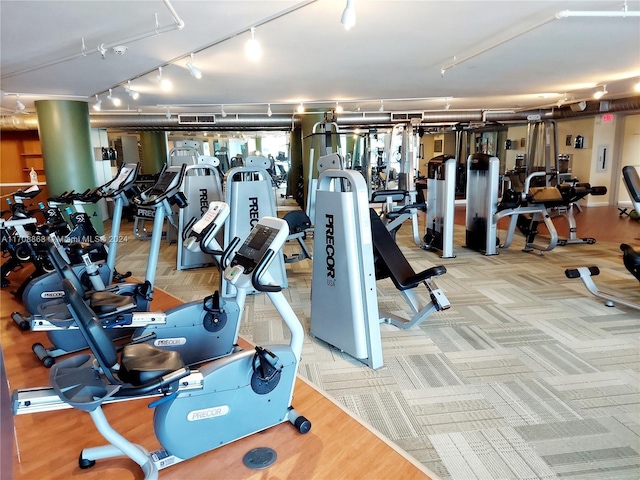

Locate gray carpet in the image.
[117,217,640,480]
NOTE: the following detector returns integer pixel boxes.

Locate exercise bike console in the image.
[225,217,290,285]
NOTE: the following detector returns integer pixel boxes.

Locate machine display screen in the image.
[233,225,278,273]
[149,171,177,197]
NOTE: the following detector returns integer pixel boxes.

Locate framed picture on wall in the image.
[434,139,443,153]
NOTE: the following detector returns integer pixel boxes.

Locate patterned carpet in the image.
[114,211,640,480]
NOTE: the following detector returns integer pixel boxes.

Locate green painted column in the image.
[255,136,263,155]
[139,131,167,174]
[35,99,103,234]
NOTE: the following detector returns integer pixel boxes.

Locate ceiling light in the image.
[186,53,202,79]
[93,95,102,111]
[445,100,451,110]
[112,45,128,56]
[335,102,343,114]
[297,103,305,113]
[245,27,262,61]
[267,104,273,117]
[156,67,172,91]
[15,95,25,111]
[107,88,121,106]
[125,80,139,100]
[221,105,227,117]
[341,0,356,30]
[593,84,608,99]
[379,100,384,112]
[635,81,640,92]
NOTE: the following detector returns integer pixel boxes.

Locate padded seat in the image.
[89,291,136,314]
[283,210,311,234]
[61,279,186,388]
[528,186,564,206]
[369,209,446,291]
[119,343,185,385]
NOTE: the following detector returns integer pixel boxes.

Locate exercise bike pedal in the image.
[113,269,132,283]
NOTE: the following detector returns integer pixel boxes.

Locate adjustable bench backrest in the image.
[369,208,446,291]
[623,166,640,208]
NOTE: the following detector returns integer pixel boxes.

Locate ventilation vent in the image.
[178,114,216,125]
[391,112,424,121]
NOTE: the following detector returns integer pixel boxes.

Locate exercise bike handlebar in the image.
[221,236,241,270]
[252,250,281,293]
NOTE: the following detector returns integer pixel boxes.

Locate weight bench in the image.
[565,244,640,311]
[282,210,312,263]
[369,208,450,329]
[619,166,640,218]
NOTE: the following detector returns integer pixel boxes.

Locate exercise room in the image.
[1,2,639,479]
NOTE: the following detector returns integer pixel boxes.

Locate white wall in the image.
[617,114,640,206]
[505,124,528,171]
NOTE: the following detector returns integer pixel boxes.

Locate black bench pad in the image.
[369,209,446,291]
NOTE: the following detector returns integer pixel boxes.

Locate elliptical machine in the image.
[39,216,309,478]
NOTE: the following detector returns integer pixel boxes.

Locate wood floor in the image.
[1,269,433,480]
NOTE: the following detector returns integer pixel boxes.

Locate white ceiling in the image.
[1,0,639,119]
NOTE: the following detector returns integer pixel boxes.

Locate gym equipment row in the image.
[465,153,607,255]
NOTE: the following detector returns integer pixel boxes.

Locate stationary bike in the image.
[25,201,247,369]
[18,162,142,313]
[15,165,188,365]
[48,216,310,479]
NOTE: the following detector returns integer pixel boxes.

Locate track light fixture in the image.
[93,94,102,111]
[186,53,202,79]
[156,67,172,91]
[107,88,121,107]
[557,92,569,107]
[245,27,262,61]
[593,84,608,99]
[221,105,227,117]
[335,102,343,114]
[341,0,356,30]
[379,100,384,112]
[15,95,25,111]
[267,104,273,117]
[125,80,140,100]
[98,44,108,59]
[635,80,640,92]
[297,103,305,113]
